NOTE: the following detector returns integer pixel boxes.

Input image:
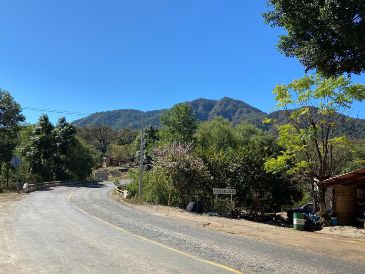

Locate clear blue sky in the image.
[1,0,364,124]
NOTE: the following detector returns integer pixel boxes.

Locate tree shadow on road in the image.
[61,181,107,189]
[30,181,108,192]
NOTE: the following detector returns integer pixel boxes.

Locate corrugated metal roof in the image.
[323,166,365,184]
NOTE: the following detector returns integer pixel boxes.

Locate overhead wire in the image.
[22,106,91,116]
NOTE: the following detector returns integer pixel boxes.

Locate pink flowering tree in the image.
[154,142,210,208]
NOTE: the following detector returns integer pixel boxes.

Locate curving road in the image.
[0,182,364,274]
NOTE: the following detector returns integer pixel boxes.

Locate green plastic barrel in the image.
[293,212,305,231]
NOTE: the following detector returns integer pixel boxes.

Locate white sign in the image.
[213,188,236,195]
[10,156,22,168]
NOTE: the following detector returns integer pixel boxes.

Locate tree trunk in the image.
[168,192,171,206]
[318,183,326,212]
[5,163,10,189]
[311,179,318,212]
[0,162,3,189]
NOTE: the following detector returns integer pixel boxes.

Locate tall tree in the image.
[194,117,237,151]
[66,138,97,180]
[114,128,138,145]
[0,90,25,188]
[54,117,77,179]
[77,125,115,153]
[21,117,96,182]
[264,0,365,76]
[264,74,365,209]
[109,143,134,163]
[194,118,296,212]
[24,115,56,181]
[160,103,197,143]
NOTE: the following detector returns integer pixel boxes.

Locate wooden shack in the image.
[323,167,365,225]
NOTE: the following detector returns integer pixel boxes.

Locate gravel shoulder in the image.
[112,190,365,264]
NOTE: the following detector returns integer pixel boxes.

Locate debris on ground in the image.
[318,226,365,239]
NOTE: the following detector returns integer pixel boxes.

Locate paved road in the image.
[0,182,364,274]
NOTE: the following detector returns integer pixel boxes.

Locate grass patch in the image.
[111,189,145,205]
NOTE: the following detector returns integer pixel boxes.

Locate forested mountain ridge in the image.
[73,97,365,139]
[73,109,164,129]
[73,97,266,129]
[266,109,365,139]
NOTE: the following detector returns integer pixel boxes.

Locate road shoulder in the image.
[111,190,365,264]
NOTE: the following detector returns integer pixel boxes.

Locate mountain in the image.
[72,97,365,139]
[73,109,163,130]
[267,109,365,139]
[73,97,266,130]
[188,97,265,126]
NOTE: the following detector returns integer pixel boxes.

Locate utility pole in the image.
[10,156,22,193]
[138,114,144,199]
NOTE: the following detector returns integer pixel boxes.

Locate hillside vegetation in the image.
[73,97,365,139]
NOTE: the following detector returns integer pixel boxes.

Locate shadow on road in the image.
[32,181,107,192]
[60,181,107,189]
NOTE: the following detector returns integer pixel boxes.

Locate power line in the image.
[22,106,91,116]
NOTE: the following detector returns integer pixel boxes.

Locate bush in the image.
[126,168,179,206]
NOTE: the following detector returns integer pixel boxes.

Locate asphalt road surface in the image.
[1,182,364,274]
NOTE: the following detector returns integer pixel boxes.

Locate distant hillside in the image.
[73,97,265,130]
[73,97,365,139]
[267,109,365,139]
[73,109,163,130]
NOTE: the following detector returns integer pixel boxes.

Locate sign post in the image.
[10,156,22,193]
[213,188,236,211]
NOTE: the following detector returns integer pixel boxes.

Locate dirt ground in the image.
[0,192,23,208]
[114,193,365,264]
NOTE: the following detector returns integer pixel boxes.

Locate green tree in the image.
[264,0,365,76]
[160,103,197,143]
[23,115,56,182]
[195,118,296,212]
[339,139,365,173]
[54,117,77,179]
[22,116,96,182]
[16,125,42,184]
[0,90,25,189]
[194,117,237,152]
[109,143,134,163]
[131,125,159,164]
[127,167,178,206]
[230,149,301,213]
[264,74,365,209]
[77,125,115,154]
[114,128,138,145]
[66,138,97,179]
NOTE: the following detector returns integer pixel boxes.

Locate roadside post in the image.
[213,188,236,212]
[138,114,144,199]
[10,156,22,193]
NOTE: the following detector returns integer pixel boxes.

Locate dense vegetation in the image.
[2,74,365,215]
[265,75,365,210]
[264,0,365,77]
[0,90,97,192]
[125,108,304,213]
[121,75,365,214]
[73,97,365,139]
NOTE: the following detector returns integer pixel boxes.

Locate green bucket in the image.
[293,212,305,231]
